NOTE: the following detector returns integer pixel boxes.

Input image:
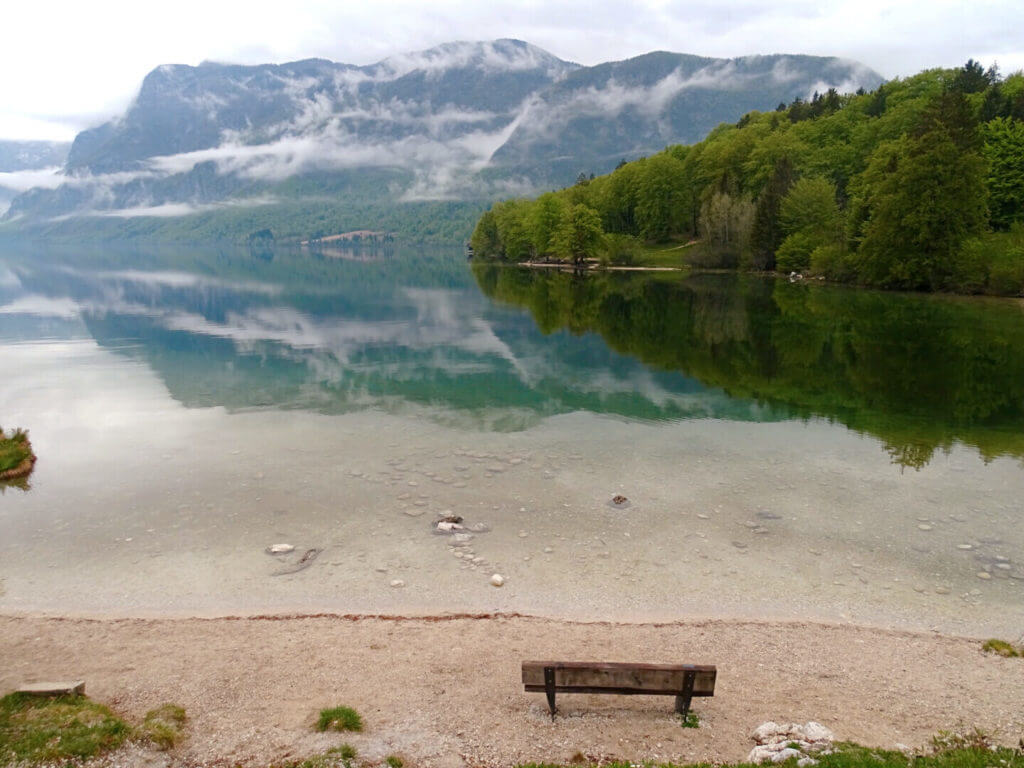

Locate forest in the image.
[470,61,1024,295]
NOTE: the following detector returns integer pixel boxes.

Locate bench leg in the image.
[675,669,696,719]
[544,666,557,719]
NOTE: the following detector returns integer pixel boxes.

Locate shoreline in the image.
[0,607,1014,644]
[3,612,1022,768]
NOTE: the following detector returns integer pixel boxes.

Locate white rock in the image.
[797,758,819,767]
[490,573,505,587]
[753,722,786,744]
[268,543,294,554]
[771,748,803,763]
[436,521,463,532]
[389,579,405,588]
[747,746,777,764]
[802,722,834,744]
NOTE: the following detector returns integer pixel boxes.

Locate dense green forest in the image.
[471,61,1024,295]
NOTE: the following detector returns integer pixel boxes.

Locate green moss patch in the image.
[316,706,363,732]
[981,639,1021,657]
[140,703,187,750]
[0,692,130,766]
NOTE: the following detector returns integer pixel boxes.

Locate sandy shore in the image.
[2,613,1022,767]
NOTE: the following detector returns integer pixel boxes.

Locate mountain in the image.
[1,40,882,241]
[0,140,71,213]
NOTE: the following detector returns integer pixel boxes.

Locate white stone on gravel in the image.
[389,579,405,588]
[268,544,294,554]
[490,574,505,587]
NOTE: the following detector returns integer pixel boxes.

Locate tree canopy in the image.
[470,60,1024,295]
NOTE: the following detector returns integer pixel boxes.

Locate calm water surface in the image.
[1,243,1021,633]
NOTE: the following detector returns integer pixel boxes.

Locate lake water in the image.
[1,243,1022,635]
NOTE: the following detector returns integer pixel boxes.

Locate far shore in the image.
[2,612,1021,768]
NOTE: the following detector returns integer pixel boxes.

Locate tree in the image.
[983,117,1024,229]
[492,200,533,261]
[749,156,795,270]
[554,204,605,266]
[780,176,841,240]
[528,193,565,256]
[470,209,501,258]
[856,92,987,289]
[635,153,685,241]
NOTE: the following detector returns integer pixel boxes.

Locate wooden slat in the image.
[522,661,716,696]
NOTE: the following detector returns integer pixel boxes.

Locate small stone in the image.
[389,579,405,588]
[797,759,819,768]
[544,546,554,553]
[918,524,933,531]
[957,544,974,550]
[518,531,529,538]
[976,571,992,580]
[611,494,628,506]
[267,543,294,555]
[935,586,951,595]
[490,573,505,587]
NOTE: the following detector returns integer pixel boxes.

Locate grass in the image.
[292,745,358,768]
[515,741,1024,768]
[385,756,403,768]
[0,692,131,766]
[140,703,187,750]
[680,711,700,728]
[0,428,34,476]
[316,706,363,732]
[981,639,1021,657]
[632,240,694,268]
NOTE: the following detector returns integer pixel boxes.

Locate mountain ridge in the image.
[2,39,883,241]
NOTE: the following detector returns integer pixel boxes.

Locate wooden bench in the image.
[522,661,716,718]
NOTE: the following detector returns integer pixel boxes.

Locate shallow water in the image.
[1,244,1022,635]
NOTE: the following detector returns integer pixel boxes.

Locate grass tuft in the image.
[981,639,1021,657]
[386,755,403,768]
[679,711,700,728]
[316,706,363,733]
[0,692,130,766]
[140,703,187,750]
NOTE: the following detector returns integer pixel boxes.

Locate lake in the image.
[1,242,1021,635]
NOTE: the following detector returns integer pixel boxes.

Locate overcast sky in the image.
[2,0,1022,142]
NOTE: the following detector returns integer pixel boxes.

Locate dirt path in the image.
[2,613,1022,767]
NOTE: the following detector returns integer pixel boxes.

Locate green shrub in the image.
[603,233,641,266]
[0,428,32,474]
[386,755,404,768]
[140,703,187,750]
[316,706,363,732]
[809,244,856,281]
[981,638,1021,657]
[0,692,130,766]
[776,231,817,273]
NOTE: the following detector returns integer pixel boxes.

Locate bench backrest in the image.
[522,661,716,696]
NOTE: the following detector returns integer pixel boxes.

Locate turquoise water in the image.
[0,243,1021,629]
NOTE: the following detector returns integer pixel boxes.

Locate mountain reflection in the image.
[2,243,1022,468]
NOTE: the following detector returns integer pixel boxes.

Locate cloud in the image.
[0,167,66,192]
